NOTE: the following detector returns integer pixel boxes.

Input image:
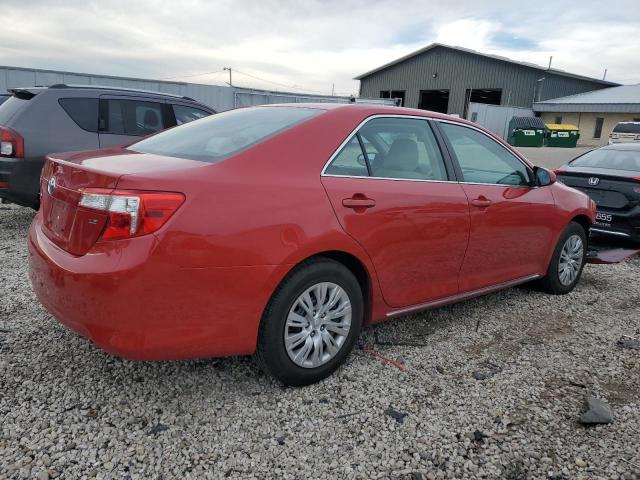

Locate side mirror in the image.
[534,166,556,186]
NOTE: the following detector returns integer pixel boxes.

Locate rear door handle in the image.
[342,197,376,209]
[471,197,492,208]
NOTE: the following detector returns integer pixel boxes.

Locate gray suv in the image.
[0,84,215,208]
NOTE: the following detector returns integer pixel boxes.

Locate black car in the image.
[555,143,640,243]
[0,84,215,208]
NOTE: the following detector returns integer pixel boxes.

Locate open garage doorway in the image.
[418,90,449,113]
[463,89,502,117]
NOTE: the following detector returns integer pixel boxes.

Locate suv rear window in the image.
[612,123,640,134]
[130,106,321,162]
[59,98,99,132]
[0,96,29,124]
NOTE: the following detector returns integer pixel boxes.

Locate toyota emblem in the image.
[588,177,600,186]
[47,177,56,195]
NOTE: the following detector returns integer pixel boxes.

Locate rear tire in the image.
[539,221,587,295]
[256,258,363,386]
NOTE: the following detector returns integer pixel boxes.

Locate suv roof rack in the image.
[43,84,195,101]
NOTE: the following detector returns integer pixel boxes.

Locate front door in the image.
[436,121,556,292]
[321,117,470,308]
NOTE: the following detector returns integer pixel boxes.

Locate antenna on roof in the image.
[603,69,608,81]
[548,56,553,70]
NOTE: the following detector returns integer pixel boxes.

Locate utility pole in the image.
[548,56,553,70]
[331,83,335,96]
[223,67,232,87]
[603,69,608,81]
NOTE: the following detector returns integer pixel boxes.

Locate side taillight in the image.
[78,189,185,240]
[0,126,24,158]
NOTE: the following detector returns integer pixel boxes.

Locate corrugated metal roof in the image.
[510,116,546,129]
[354,43,619,86]
[533,84,640,112]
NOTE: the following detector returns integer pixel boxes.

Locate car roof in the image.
[263,102,469,122]
[7,84,199,102]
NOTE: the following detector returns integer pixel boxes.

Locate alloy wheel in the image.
[558,234,584,286]
[284,282,352,368]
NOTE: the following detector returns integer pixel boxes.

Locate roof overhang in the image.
[533,103,640,113]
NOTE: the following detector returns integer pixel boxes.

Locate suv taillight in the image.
[0,126,24,158]
[78,189,185,240]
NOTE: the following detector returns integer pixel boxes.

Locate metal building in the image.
[0,65,363,112]
[356,43,618,116]
[534,84,640,146]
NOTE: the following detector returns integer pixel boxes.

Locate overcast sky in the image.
[1,0,639,96]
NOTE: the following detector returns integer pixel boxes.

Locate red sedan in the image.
[28,104,596,385]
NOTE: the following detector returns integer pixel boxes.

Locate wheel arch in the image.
[570,214,592,238]
[268,249,377,326]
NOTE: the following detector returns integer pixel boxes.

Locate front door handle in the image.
[342,196,376,209]
[471,196,492,208]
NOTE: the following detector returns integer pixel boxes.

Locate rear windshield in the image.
[0,96,29,124]
[570,148,640,172]
[130,106,322,162]
[612,123,640,134]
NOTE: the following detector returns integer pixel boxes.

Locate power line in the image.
[157,67,355,97]
[157,69,225,80]
[233,69,353,96]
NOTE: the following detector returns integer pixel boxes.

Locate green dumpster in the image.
[507,116,546,147]
[545,124,580,148]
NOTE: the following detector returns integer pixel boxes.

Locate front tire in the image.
[540,222,587,294]
[256,258,363,386]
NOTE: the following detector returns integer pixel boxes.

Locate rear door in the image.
[436,120,556,292]
[321,116,470,308]
[98,96,168,147]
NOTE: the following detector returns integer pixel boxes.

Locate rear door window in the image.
[102,99,164,136]
[360,118,447,181]
[59,98,99,132]
[439,122,531,186]
[324,136,369,176]
[130,106,321,162]
[173,104,211,125]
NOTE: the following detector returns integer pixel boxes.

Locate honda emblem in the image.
[47,177,56,195]
[588,177,600,186]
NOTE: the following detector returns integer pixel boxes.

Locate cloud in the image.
[0,0,638,96]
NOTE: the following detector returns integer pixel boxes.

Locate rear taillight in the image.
[78,189,184,240]
[0,126,24,158]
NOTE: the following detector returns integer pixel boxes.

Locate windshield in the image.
[0,96,29,124]
[130,106,322,162]
[570,148,640,172]
[612,123,640,134]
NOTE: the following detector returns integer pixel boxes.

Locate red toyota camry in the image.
[28,104,595,385]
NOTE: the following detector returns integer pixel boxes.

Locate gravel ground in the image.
[1,204,639,480]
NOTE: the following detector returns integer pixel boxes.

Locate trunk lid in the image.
[557,168,640,210]
[40,148,205,255]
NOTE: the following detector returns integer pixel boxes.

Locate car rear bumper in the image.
[0,157,42,208]
[28,213,282,360]
[590,206,640,242]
